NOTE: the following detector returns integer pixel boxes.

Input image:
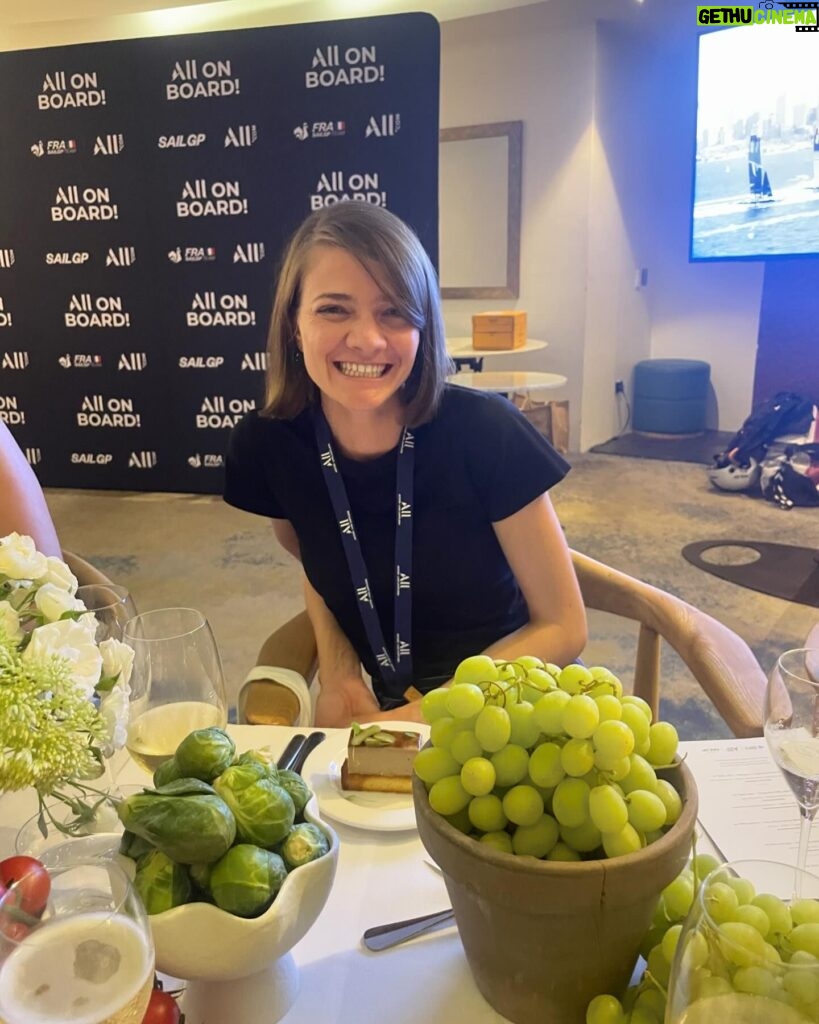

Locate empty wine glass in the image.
[764,648,819,891]
[0,859,155,1024]
[75,584,137,642]
[123,608,227,775]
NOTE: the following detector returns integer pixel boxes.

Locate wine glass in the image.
[0,859,155,1024]
[764,647,819,890]
[123,607,227,775]
[75,583,138,642]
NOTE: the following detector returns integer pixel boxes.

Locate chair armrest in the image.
[62,550,115,587]
[570,549,766,738]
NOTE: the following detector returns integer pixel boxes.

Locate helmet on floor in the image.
[708,456,760,492]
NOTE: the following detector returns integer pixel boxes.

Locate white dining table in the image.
[447,370,568,395]
[446,337,548,372]
[0,727,724,1024]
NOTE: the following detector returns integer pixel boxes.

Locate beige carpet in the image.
[46,453,819,740]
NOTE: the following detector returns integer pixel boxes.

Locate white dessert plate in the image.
[301,721,430,832]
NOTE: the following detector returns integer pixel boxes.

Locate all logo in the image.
[105,246,136,267]
[0,395,25,425]
[233,242,265,263]
[52,185,118,222]
[128,451,158,469]
[25,448,41,466]
[365,114,401,138]
[177,179,248,218]
[166,59,240,101]
[77,395,141,428]
[168,246,216,263]
[241,352,267,371]
[196,395,255,429]
[58,353,103,368]
[293,120,346,141]
[0,250,15,268]
[224,124,257,148]
[94,133,124,156]
[118,353,147,371]
[305,44,385,88]
[1,351,29,370]
[311,170,386,210]
[188,453,224,468]
[38,71,106,110]
[31,139,77,157]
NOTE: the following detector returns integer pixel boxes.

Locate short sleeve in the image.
[223,412,286,519]
[464,392,570,522]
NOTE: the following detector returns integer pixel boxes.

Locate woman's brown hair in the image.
[261,202,450,427]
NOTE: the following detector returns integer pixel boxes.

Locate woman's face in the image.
[295,244,420,419]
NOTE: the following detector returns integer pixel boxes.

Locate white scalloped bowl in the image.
[148,800,339,1024]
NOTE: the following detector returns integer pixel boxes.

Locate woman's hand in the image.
[314,675,380,728]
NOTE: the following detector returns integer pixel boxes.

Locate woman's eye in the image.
[382,308,407,322]
[317,304,346,315]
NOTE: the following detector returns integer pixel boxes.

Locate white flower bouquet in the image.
[0,533,134,832]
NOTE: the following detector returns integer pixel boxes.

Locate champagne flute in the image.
[763,647,819,890]
[0,859,155,1024]
[75,584,138,642]
[123,607,227,774]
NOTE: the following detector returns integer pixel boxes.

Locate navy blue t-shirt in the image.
[224,384,570,706]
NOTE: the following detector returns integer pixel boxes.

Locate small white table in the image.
[446,337,548,372]
[447,370,567,395]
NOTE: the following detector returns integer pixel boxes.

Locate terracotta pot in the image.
[413,763,697,1024]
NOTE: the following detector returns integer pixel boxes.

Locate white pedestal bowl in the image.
[149,805,339,1024]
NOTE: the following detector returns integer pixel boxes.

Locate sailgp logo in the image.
[697,5,818,27]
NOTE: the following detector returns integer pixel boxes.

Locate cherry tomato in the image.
[141,989,181,1024]
[0,856,50,918]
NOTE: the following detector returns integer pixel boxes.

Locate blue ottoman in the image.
[632,359,710,435]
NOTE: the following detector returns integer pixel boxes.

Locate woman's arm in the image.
[486,492,587,666]
[0,423,61,557]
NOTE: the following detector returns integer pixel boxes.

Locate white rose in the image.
[99,638,134,688]
[98,682,131,756]
[0,533,48,582]
[0,600,23,643]
[23,618,103,698]
[34,583,84,623]
[36,556,79,595]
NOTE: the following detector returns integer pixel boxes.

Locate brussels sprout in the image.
[213,765,295,848]
[119,829,154,861]
[134,849,192,915]
[276,769,312,818]
[279,823,329,870]
[188,861,213,895]
[209,845,287,917]
[236,748,280,782]
[118,790,236,864]
[155,778,217,797]
[174,727,235,781]
[153,757,183,788]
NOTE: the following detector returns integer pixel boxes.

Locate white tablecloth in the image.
[0,727,719,1024]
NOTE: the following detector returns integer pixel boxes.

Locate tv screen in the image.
[691,21,819,262]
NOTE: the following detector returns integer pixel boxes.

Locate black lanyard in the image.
[313,405,415,687]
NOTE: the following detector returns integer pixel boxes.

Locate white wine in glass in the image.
[763,647,819,889]
[0,860,155,1024]
[123,607,227,774]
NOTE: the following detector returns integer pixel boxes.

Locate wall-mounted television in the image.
[691,20,819,262]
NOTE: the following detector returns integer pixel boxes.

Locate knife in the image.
[362,908,455,952]
[276,734,306,771]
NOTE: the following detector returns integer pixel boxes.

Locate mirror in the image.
[439,121,523,300]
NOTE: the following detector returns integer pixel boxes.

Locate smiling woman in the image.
[223,202,586,728]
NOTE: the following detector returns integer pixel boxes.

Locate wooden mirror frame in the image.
[439,121,523,300]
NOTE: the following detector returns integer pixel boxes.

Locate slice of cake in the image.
[341,724,422,794]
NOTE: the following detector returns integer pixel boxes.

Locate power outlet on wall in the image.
[614,380,625,395]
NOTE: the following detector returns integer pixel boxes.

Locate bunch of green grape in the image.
[416,654,682,860]
[587,854,819,1024]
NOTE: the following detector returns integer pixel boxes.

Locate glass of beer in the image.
[0,859,155,1024]
[123,607,227,774]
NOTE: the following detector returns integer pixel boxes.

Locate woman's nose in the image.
[347,316,386,352]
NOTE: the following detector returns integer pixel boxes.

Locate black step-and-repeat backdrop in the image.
[0,14,439,494]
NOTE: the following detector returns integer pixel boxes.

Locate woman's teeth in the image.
[337,362,388,378]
